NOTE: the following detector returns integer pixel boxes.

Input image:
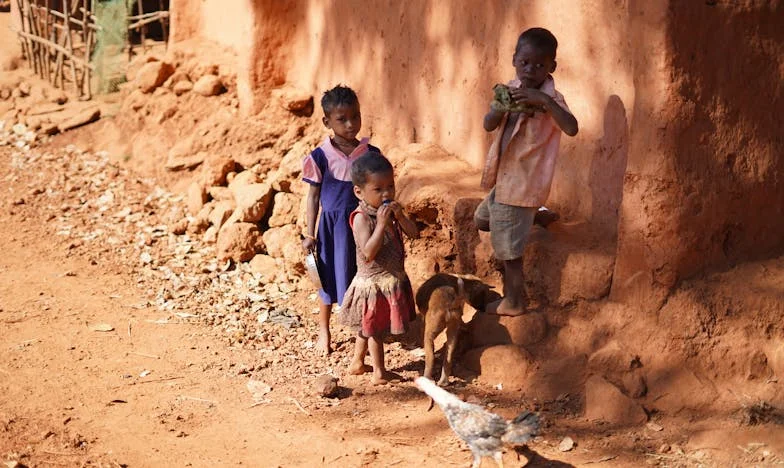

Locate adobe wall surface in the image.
[168,0,783,308]
[611,0,784,310]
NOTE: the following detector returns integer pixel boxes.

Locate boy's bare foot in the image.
[485,297,527,316]
[348,361,373,375]
[316,330,332,355]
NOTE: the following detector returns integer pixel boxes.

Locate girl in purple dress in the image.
[302,86,381,355]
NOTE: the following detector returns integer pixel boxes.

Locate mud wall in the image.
[169,0,784,309]
[611,0,784,311]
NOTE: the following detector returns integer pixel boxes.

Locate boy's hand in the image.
[512,87,552,108]
[302,236,316,251]
[376,204,393,227]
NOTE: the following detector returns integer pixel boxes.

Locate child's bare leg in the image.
[348,335,371,374]
[316,300,332,355]
[487,257,527,316]
[368,335,389,385]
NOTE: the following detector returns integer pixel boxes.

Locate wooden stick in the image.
[128,13,169,31]
[137,0,146,53]
[159,0,168,49]
[15,31,93,69]
[288,397,311,416]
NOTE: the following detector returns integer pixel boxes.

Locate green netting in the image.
[91,0,129,94]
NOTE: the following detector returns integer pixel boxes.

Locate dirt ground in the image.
[3,10,784,468]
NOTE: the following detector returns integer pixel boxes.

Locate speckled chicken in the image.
[415,377,539,468]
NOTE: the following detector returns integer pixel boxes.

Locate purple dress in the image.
[302,136,381,306]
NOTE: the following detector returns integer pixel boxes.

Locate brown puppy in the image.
[415,273,499,386]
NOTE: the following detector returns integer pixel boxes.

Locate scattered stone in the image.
[272,87,313,113]
[268,192,299,228]
[173,80,194,96]
[208,201,235,230]
[135,60,175,93]
[56,106,101,132]
[227,182,273,224]
[199,156,236,187]
[558,436,575,452]
[165,151,205,171]
[314,374,339,398]
[216,222,262,263]
[193,75,224,97]
[186,182,208,216]
[249,254,282,280]
[208,186,233,201]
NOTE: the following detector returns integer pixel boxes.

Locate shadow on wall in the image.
[590,95,629,241]
[667,1,784,279]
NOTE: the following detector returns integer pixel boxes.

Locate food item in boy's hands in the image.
[491,84,544,114]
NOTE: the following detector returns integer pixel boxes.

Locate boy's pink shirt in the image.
[480,76,569,207]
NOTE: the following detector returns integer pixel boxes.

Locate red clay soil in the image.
[3,10,784,468]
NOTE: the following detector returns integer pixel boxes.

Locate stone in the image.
[135,60,175,93]
[262,224,299,259]
[216,222,262,263]
[193,75,224,97]
[461,345,534,390]
[314,374,339,398]
[269,141,310,194]
[272,86,313,113]
[558,437,575,452]
[249,254,280,277]
[126,54,160,82]
[171,218,188,235]
[164,71,189,88]
[208,201,236,230]
[584,375,647,426]
[27,102,65,117]
[186,182,207,216]
[56,106,101,132]
[268,192,299,228]
[165,150,205,171]
[228,168,262,190]
[467,312,547,348]
[204,225,218,244]
[227,183,273,224]
[123,89,147,113]
[173,80,194,96]
[208,186,234,201]
[199,156,236,187]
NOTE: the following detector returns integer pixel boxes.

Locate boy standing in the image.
[475,27,578,316]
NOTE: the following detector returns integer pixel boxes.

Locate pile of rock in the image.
[182,136,316,282]
[0,75,100,146]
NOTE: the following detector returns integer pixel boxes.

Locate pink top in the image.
[480,76,570,207]
[302,136,370,184]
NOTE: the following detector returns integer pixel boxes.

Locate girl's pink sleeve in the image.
[302,153,322,184]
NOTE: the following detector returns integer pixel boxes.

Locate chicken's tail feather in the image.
[415,377,462,407]
[501,411,539,446]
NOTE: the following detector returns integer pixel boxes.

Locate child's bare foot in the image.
[316,330,332,355]
[485,297,527,316]
[348,361,373,375]
[371,371,393,385]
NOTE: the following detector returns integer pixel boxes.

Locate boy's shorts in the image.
[474,188,536,261]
